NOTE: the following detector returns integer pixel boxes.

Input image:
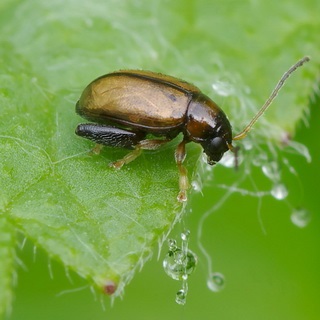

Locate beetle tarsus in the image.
[109,160,124,170]
[91,143,103,155]
[177,190,187,202]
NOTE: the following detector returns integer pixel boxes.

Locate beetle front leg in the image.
[175,140,189,202]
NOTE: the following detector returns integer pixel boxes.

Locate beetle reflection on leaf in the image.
[75,57,309,202]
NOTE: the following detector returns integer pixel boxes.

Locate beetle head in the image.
[201,136,230,165]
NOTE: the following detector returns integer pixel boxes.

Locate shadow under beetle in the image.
[75,57,309,202]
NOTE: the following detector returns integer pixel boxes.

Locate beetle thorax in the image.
[185,94,232,164]
[185,94,231,142]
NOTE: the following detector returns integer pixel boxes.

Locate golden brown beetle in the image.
[75,57,309,202]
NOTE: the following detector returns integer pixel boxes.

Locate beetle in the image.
[75,57,309,202]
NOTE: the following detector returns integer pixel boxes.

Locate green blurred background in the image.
[2,0,319,319]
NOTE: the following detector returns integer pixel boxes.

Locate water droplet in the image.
[262,162,280,180]
[174,251,185,264]
[163,249,197,281]
[219,151,236,168]
[291,208,311,228]
[191,180,202,192]
[181,274,188,281]
[168,239,177,251]
[271,183,288,200]
[181,230,190,241]
[207,272,225,292]
[175,289,187,305]
[212,80,235,97]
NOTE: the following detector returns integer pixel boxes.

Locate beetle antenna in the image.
[233,56,310,141]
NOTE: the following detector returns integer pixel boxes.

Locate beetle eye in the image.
[210,137,226,153]
[203,137,228,165]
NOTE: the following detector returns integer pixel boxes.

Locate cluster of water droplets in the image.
[193,71,313,303]
[261,157,311,227]
[261,160,288,200]
[163,230,197,305]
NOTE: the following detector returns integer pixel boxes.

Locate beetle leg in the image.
[110,139,170,169]
[91,143,104,155]
[75,123,145,149]
[109,147,143,169]
[175,140,189,202]
[138,139,170,150]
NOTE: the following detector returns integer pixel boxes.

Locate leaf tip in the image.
[102,280,117,295]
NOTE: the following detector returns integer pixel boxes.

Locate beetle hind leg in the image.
[109,138,170,169]
[75,123,145,148]
[76,123,146,167]
[109,148,142,169]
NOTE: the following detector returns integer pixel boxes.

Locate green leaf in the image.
[0,217,15,318]
[0,0,319,316]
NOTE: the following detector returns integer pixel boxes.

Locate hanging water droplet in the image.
[291,208,311,228]
[174,250,185,265]
[175,289,187,305]
[262,161,280,180]
[167,239,177,251]
[207,272,225,292]
[181,230,190,242]
[163,248,197,281]
[164,231,197,305]
[271,183,288,200]
[181,274,188,281]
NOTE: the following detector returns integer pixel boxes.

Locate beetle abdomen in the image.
[76,70,201,132]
